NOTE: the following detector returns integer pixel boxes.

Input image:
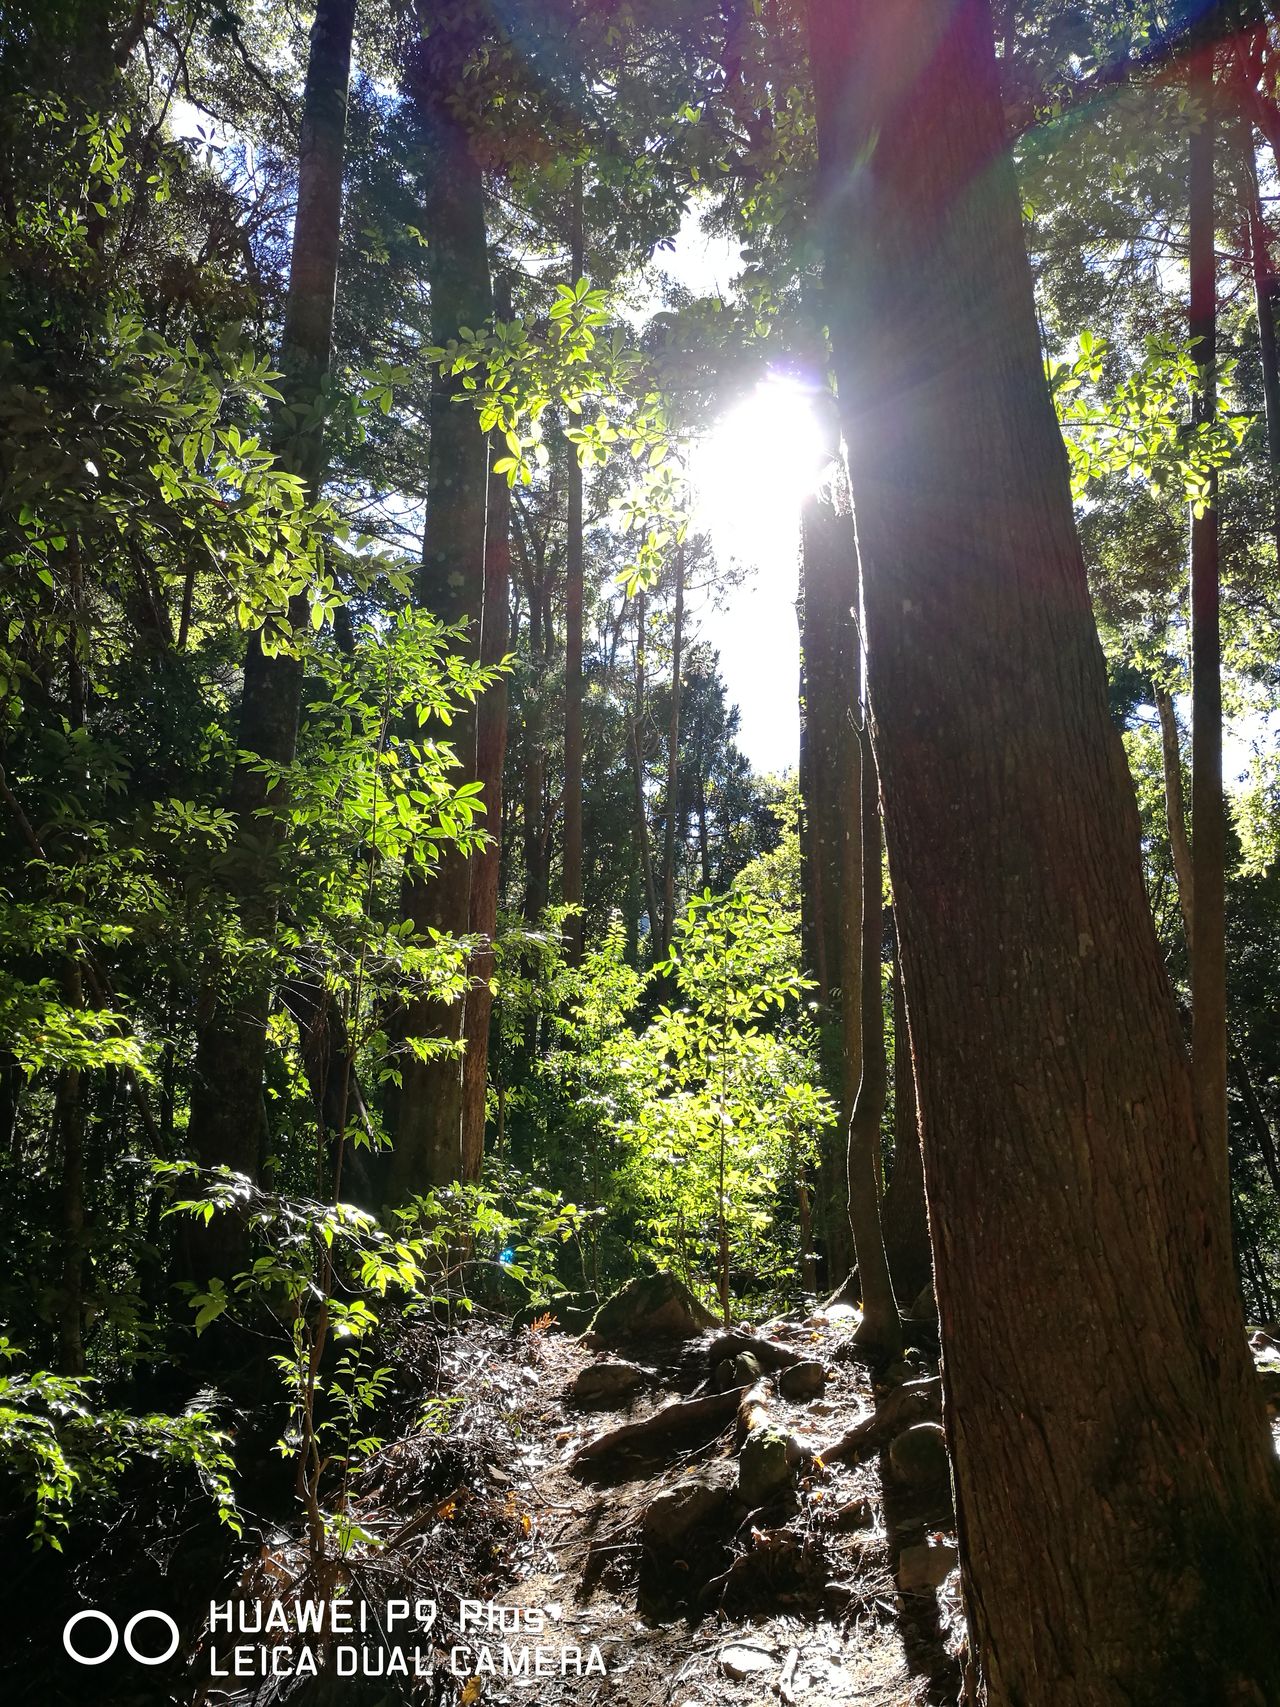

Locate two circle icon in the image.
[63,1610,180,1666]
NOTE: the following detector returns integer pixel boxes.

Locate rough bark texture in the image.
[880,934,931,1305]
[798,453,858,1278]
[391,58,493,1200]
[461,460,512,1183]
[187,0,356,1269]
[807,1,1280,1701]
[562,168,586,965]
[1189,50,1229,1196]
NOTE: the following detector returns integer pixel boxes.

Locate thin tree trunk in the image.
[562,167,586,964]
[630,591,659,939]
[1155,687,1194,954]
[659,544,685,957]
[835,718,901,1355]
[1189,48,1229,1194]
[1237,94,1280,567]
[461,457,512,1183]
[881,926,931,1305]
[807,2,1280,1699]
[1231,1040,1280,1201]
[55,1014,86,1377]
[187,0,357,1267]
[391,60,493,1200]
[798,447,857,1278]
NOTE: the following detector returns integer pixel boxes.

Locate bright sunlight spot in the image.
[690,372,834,572]
[689,373,834,773]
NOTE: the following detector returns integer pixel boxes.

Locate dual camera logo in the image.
[63,1609,179,1667]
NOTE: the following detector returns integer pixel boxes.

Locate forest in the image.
[2,0,1280,1702]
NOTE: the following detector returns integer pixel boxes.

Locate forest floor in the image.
[189,1299,967,1707]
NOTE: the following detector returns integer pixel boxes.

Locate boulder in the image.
[897,1538,958,1594]
[906,1282,938,1323]
[778,1360,826,1401]
[738,1425,795,1507]
[585,1273,719,1345]
[888,1422,952,1506]
[570,1360,646,1407]
[643,1472,733,1550]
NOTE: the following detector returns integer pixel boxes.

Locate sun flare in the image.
[690,373,835,571]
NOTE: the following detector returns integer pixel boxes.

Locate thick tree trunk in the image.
[562,168,586,965]
[807,2,1280,1701]
[881,929,931,1305]
[391,69,493,1201]
[1155,687,1195,954]
[461,460,512,1183]
[187,0,357,1265]
[798,451,858,1278]
[659,545,685,957]
[1189,50,1229,1194]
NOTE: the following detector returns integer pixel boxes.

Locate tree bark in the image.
[461,457,512,1183]
[659,544,685,957]
[798,449,858,1278]
[187,0,357,1267]
[562,167,586,965]
[1189,48,1229,1196]
[391,58,493,1200]
[1154,687,1195,954]
[806,2,1280,1700]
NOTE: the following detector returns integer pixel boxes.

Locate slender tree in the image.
[880,927,931,1306]
[659,542,685,957]
[798,446,857,1276]
[806,1,1280,1699]
[562,166,586,964]
[1188,46,1229,1189]
[461,456,512,1183]
[831,713,901,1355]
[187,0,358,1266]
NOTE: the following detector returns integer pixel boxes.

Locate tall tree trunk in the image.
[187,0,357,1267]
[461,457,512,1183]
[1155,687,1195,954]
[806,2,1280,1700]
[881,925,931,1305]
[562,167,586,964]
[55,1058,85,1376]
[1189,49,1229,1193]
[659,544,685,957]
[832,718,901,1355]
[798,448,858,1278]
[630,591,659,939]
[1236,94,1280,567]
[391,61,493,1200]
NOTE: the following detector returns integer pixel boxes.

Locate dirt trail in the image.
[348,1305,964,1707]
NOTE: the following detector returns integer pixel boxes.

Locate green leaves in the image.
[1049,329,1248,512]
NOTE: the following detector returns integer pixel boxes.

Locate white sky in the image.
[659,213,805,777]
